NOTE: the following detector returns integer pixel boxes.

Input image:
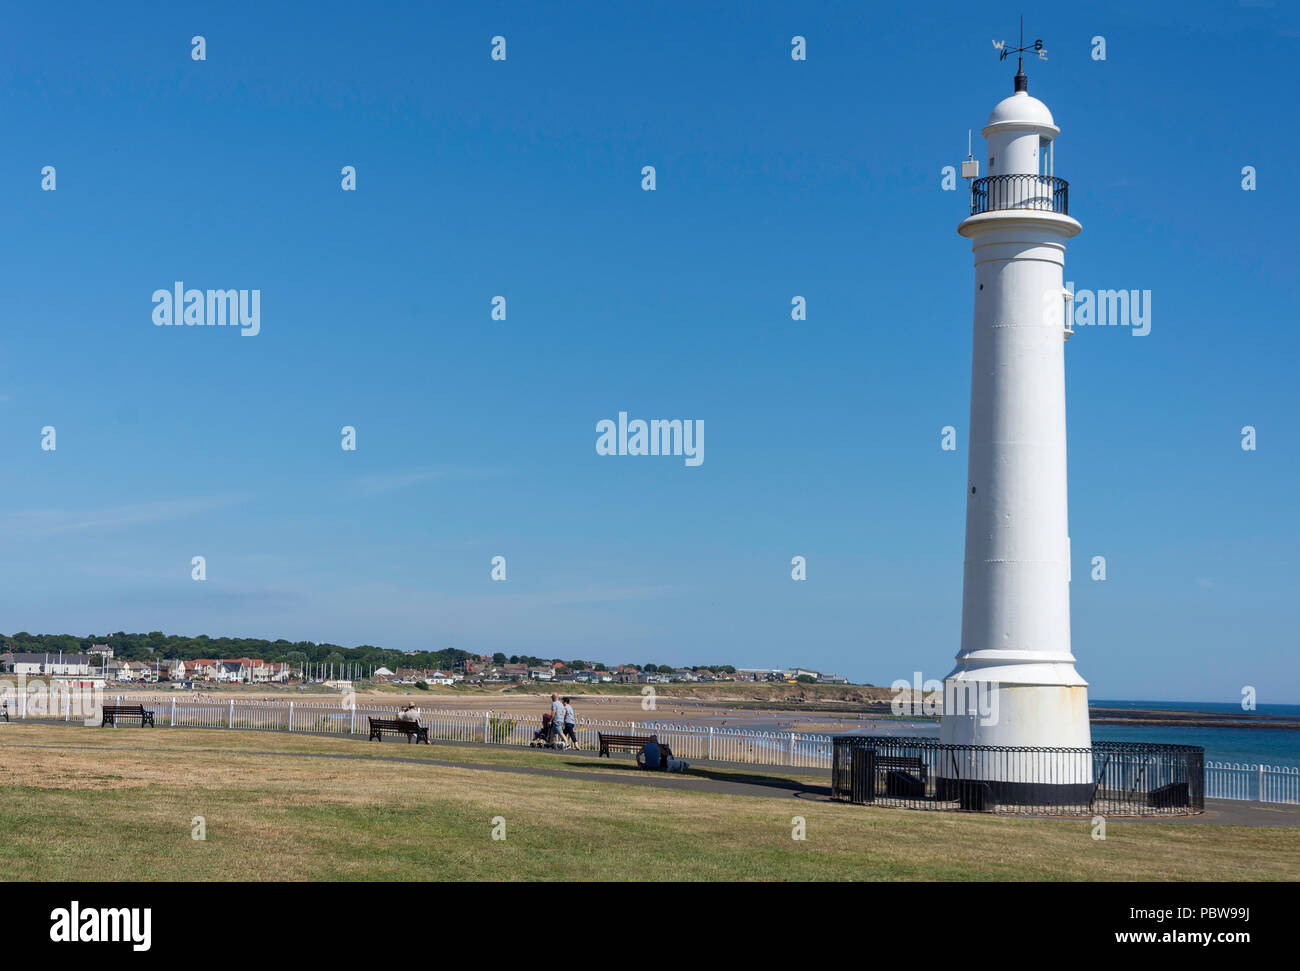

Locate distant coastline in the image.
[1088,706,1300,731]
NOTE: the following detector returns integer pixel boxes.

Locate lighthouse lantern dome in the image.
[982,90,1059,178]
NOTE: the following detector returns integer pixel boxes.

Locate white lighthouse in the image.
[940,59,1091,801]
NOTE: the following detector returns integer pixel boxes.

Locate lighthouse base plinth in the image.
[933,776,1095,809]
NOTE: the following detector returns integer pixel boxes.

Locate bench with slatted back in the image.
[597,732,657,758]
[368,716,430,744]
[101,704,155,727]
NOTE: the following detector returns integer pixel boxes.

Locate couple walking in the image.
[548,693,578,749]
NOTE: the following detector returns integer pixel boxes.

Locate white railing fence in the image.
[1205,760,1300,804]
[10,695,1296,806]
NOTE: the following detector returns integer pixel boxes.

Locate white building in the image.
[8,653,92,676]
[940,61,1091,801]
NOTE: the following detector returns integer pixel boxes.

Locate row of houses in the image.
[735,667,850,684]
[171,659,291,683]
[0,652,290,684]
[456,658,775,686]
[3,650,850,687]
[375,668,456,686]
[1,653,95,676]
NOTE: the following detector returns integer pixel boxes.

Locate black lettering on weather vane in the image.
[992,19,1048,62]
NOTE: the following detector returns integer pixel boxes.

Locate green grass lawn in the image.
[1,723,1295,881]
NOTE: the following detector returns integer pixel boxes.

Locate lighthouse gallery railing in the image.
[970,174,1069,216]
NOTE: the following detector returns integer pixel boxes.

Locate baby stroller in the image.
[530,712,554,747]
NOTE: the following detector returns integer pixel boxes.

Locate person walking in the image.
[561,696,578,749]
[549,693,564,747]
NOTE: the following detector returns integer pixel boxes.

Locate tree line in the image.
[1,632,739,677]
[0,631,473,675]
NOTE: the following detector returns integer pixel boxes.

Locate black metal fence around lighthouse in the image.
[831,736,1205,815]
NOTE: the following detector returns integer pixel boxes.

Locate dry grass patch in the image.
[1,723,1296,881]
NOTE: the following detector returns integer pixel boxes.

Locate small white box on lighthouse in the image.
[961,159,980,179]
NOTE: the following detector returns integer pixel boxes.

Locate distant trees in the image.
[0,631,745,682]
[0,631,476,677]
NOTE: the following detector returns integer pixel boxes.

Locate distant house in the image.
[87,644,114,660]
[817,673,849,685]
[373,666,396,679]
[8,652,92,677]
[188,659,217,681]
[114,661,146,682]
[425,671,454,686]
[242,660,284,683]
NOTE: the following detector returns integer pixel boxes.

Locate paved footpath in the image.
[239,747,1300,824]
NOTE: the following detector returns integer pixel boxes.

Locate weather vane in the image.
[992,16,1047,63]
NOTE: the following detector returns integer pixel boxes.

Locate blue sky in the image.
[2,1,1297,702]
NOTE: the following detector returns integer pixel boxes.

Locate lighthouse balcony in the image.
[970,174,1069,215]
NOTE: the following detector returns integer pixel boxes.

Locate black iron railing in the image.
[970,174,1069,215]
[831,736,1204,815]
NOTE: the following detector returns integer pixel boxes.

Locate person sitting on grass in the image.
[638,739,690,773]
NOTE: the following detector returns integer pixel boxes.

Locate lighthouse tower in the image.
[940,60,1091,799]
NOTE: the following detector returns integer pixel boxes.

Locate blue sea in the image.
[1088,700,1300,767]
[692,701,1300,767]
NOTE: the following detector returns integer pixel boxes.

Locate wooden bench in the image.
[101,704,155,727]
[597,732,658,757]
[368,716,430,744]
